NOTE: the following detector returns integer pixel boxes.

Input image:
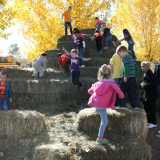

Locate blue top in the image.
[1,81,12,99]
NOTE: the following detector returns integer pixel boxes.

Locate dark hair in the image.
[68,6,72,8]
[41,53,47,56]
[95,30,99,33]
[1,72,7,76]
[103,28,111,37]
[73,28,79,32]
[57,53,63,58]
[116,45,128,53]
[95,17,99,20]
[74,30,80,34]
[123,29,132,41]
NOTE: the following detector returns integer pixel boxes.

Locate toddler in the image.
[94,30,102,54]
[0,73,12,111]
[88,64,124,144]
[63,47,91,91]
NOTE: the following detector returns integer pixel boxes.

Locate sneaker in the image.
[99,49,102,55]
[80,82,84,91]
[148,123,157,129]
[75,85,78,90]
[95,109,99,114]
[147,123,152,126]
[112,41,116,46]
[103,47,108,49]
[39,76,43,79]
[96,137,110,144]
[81,65,85,67]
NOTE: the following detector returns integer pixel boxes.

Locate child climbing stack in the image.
[94,30,103,54]
[88,64,124,144]
[63,47,91,91]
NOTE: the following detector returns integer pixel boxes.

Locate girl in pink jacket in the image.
[88,64,124,144]
[72,28,84,49]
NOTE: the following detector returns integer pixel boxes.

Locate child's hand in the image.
[63,47,65,51]
[9,98,12,103]
[83,48,85,52]
[88,58,91,61]
[124,77,128,83]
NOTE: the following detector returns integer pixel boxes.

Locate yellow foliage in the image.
[12,0,113,61]
[0,0,14,38]
[111,0,160,62]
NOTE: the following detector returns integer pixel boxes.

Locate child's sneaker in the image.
[112,41,116,46]
[99,49,102,55]
[96,138,110,144]
[148,123,157,129]
[81,65,85,67]
[95,109,99,114]
[80,82,84,91]
[103,47,108,49]
[75,85,78,90]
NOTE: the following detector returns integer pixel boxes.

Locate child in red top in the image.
[95,17,105,33]
[94,30,103,54]
[0,73,12,111]
[57,53,71,76]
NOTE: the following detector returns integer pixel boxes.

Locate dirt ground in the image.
[147,115,160,160]
[1,102,160,160]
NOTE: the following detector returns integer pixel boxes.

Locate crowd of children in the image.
[1,6,159,147]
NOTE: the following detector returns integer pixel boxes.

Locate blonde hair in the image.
[70,49,79,64]
[98,64,111,80]
[141,61,150,69]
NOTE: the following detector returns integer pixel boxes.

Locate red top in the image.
[59,54,70,66]
[94,32,102,38]
[0,82,6,98]
[95,19,104,25]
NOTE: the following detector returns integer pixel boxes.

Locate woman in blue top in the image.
[118,29,137,59]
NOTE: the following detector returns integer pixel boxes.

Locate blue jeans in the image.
[105,35,112,47]
[65,22,72,35]
[0,97,8,111]
[71,70,82,87]
[78,48,85,66]
[114,78,127,107]
[97,108,108,137]
[97,23,105,33]
[128,44,137,59]
[157,84,160,115]
[115,77,138,108]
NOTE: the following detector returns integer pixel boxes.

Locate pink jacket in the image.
[88,80,124,109]
[72,33,84,42]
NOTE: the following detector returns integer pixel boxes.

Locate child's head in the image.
[73,28,79,32]
[57,53,63,58]
[68,6,72,11]
[141,61,150,72]
[95,17,99,21]
[101,24,106,30]
[95,30,99,33]
[103,28,110,37]
[123,29,131,40]
[74,30,80,38]
[116,45,128,58]
[70,49,78,59]
[98,64,111,80]
[0,73,7,82]
[41,53,47,59]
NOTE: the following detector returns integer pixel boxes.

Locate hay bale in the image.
[76,107,148,139]
[79,138,151,160]
[0,110,46,139]
[33,144,71,160]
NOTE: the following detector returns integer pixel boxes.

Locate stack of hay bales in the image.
[0,110,46,150]
[76,107,152,160]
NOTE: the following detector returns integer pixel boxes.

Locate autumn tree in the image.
[0,0,14,38]
[111,0,160,62]
[12,0,113,61]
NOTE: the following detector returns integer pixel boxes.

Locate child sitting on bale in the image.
[57,53,71,76]
[32,53,47,79]
[0,73,12,111]
[88,64,124,144]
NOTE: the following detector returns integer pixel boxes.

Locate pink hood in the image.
[88,80,124,109]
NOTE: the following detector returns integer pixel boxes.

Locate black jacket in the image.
[140,69,157,101]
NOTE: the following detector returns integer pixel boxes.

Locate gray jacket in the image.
[35,55,47,69]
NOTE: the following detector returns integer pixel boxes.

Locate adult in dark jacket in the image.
[154,63,160,116]
[140,61,157,129]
